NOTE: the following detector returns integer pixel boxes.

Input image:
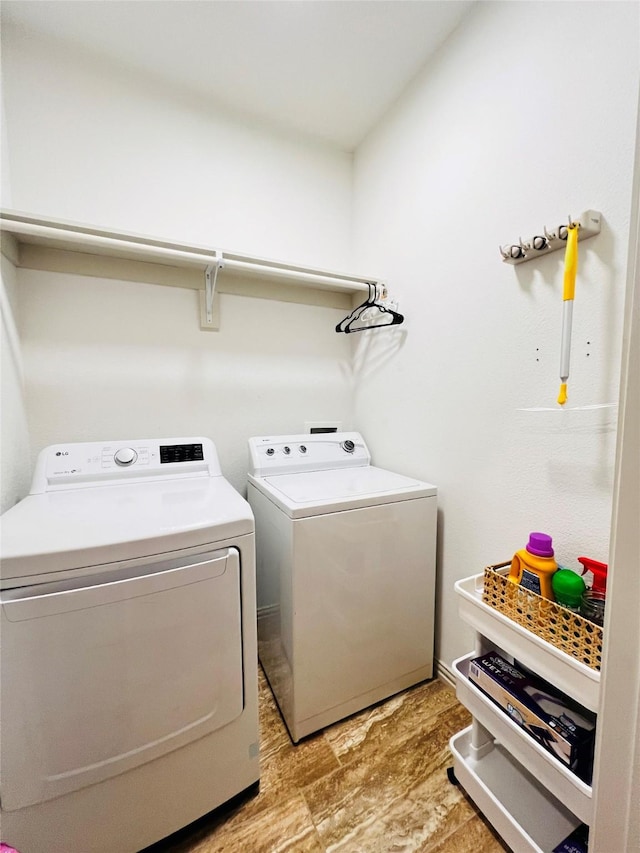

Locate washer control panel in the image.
[30,438,219,493]
[248,432,369,477]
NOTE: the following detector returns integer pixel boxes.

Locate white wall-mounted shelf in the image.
[0,210,379,329]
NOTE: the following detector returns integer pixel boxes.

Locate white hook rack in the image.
[499,209,601,265]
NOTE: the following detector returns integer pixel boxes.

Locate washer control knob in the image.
[114,447,138,466]
[342,439,355,453]
[299,445,307,453]
[266,448,275,456]
[283,446,291,455]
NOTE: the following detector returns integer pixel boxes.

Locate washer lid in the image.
[253,466,436,518]
[0,476,253,582]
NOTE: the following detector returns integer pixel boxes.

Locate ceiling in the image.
[1,0,474,151]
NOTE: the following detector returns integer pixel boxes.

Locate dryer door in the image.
[0,547,243,811]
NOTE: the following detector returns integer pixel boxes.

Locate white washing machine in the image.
[0,438,259,853]
[247,431,437,743]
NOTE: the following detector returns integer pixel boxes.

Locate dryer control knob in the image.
[114,447,138,466]
[283,446,291,455]
[341,440,355,453]
[266,448,275,456]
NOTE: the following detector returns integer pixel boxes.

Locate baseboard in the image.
[436,658,455,689]
[257,603,278,620]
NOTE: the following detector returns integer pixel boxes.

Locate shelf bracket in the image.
[199,253,223,331]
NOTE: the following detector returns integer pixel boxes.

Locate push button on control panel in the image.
[114,447,138,467]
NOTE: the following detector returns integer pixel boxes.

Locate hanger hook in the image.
[502,243,526,260]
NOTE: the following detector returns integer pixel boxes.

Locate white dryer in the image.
[0,438,259,853]
[247,432,437,743]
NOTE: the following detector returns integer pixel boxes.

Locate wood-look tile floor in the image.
[146,667,510,853]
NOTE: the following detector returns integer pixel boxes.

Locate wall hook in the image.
[500,243,526,260]
[500,209,601,265]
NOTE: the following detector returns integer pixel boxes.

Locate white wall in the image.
[1,25,353,266]
[352,1,640,669]
[0,255,31,511]
[0,26,356,496]
[1,74,31,513]
[17,270,353,493]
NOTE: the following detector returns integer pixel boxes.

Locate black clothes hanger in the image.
[335,283,404,334]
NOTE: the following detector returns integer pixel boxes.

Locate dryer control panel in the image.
[30,437,222,493]
[248,432,370,477]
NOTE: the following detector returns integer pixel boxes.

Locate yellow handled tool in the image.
[557,224,579,405]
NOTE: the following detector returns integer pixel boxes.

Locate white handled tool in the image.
[557,224,579,405]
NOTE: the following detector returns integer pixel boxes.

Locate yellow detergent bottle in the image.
[508,532,558,600]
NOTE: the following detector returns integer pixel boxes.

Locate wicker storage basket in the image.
[482,562,603,671]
